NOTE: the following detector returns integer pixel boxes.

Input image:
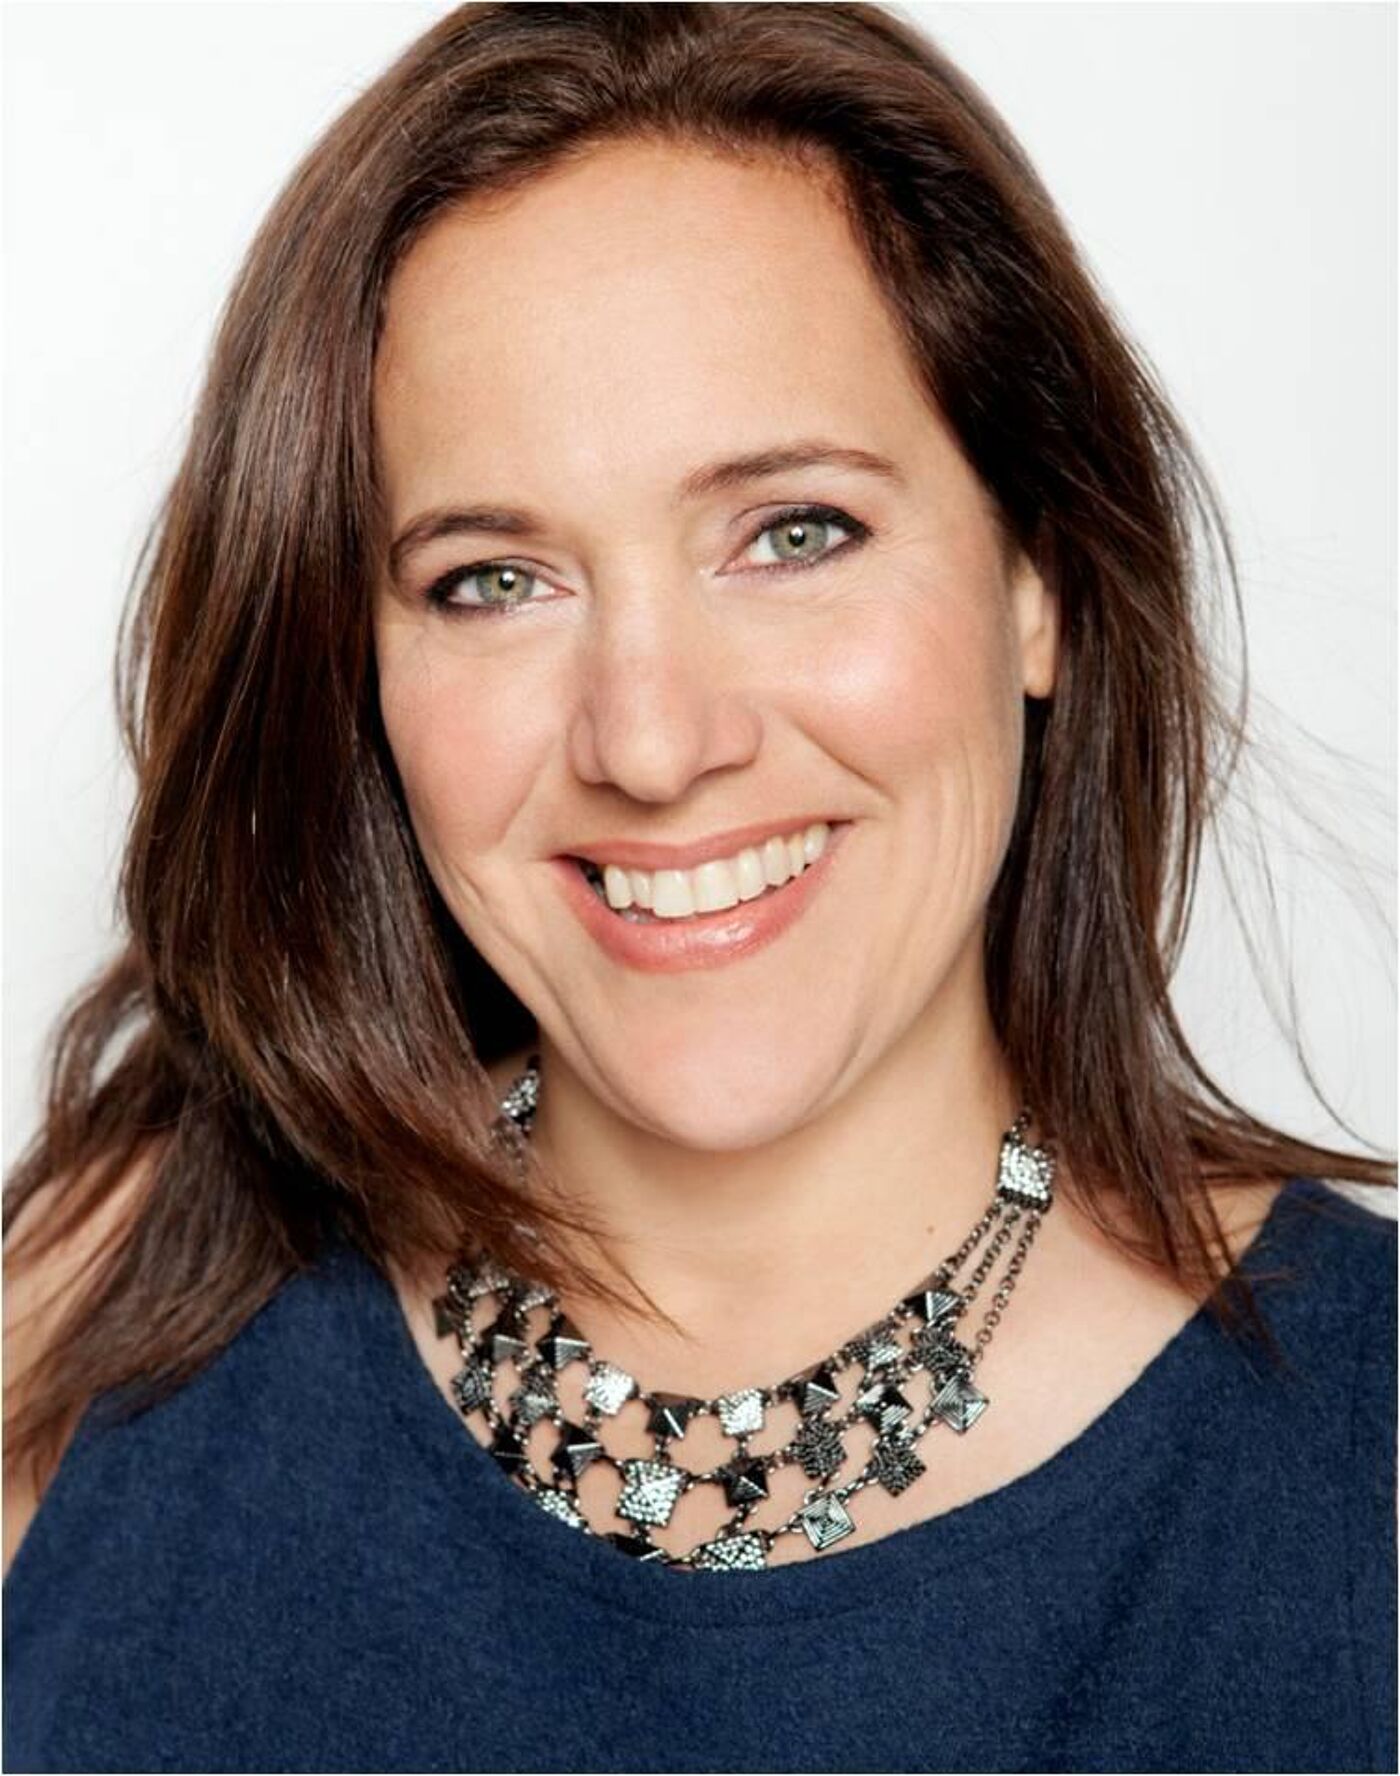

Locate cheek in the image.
[375,633,551,874]
[812,578,1024,884]
[813,576,1021,783]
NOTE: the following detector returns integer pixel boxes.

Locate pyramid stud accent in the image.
[854,1380,912,1434]
[789,1363,842,1417]
[489,1423,528,1476]
[797,1490,856,1551]
[719,1456,771,1509]
[902,1285,962,1326]
[550,1421,605,1483]
[605,1532,669,1562]
[846,1322,902,1374]
[536,1315,590,1371]
[932,1372,989,1432]
[648,1393,701,1440]
[485,1309,528,1365]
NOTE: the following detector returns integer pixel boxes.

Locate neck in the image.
[511,961,1026,1397]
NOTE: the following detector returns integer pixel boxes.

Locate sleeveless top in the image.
[4,1174,1395,1774]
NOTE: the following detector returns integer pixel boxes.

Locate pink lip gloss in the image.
[549,822,852,975]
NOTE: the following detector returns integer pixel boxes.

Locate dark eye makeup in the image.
[419,502,871,618]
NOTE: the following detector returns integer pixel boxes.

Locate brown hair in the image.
[6,1,1393,1497]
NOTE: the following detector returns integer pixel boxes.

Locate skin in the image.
[370,142,1280,1545]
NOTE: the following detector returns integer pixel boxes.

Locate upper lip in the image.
[563,818,847,873]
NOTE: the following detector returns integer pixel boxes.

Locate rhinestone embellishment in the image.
[584,1361,638,1417]
[616,1458,688,1528]
[996,1124,1055,1209]
[716,1388,766,1436]
[694,1532,768,1571]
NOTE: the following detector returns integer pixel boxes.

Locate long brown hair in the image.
[6,1,1393,1497]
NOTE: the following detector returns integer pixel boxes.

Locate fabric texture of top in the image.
[4,1173,1395,1774]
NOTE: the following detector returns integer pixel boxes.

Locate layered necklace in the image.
[433,1054,1057,1572]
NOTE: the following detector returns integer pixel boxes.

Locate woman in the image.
[4,4,1394,1772]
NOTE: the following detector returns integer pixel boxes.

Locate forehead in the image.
[372,138,939,508]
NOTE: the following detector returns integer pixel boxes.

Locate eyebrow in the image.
[386,440,905,582]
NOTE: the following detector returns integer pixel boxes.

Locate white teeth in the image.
[761,835,792,888]
[734,848,768,902]
[591,822,833,921]
[603,864,634,910]
[651,870,696,918]
[692,859,741,913]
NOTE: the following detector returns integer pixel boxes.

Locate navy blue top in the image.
[4,1175,1395,1773]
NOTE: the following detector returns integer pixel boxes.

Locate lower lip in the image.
[548,824,853,974]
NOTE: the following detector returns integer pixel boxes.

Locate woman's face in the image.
[372,138,1057,1150]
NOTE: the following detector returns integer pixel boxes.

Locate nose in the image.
[565,571,762,803]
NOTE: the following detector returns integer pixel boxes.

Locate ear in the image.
[1009,549,1058,700]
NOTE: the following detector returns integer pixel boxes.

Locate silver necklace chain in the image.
[433,1054,1057,1571]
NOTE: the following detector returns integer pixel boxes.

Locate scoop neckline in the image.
[331,1174,1319,1627]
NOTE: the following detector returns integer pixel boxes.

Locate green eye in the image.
[422,501,870,618]
[424,561,540,613]
[745,504,865,571]
[472,565,534,608]
[763,517,834,561]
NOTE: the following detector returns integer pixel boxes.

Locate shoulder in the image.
[3,1214,363,1597]
[3,1151,163,1579]
[1246,1175,1396,1303]
[1236,1177,1395,1445]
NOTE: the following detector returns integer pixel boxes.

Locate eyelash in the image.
[420,503,871,618]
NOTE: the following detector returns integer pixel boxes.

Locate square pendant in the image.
[932,1373,989,1433]
[996,1129,1054,1209]
[693,1532,768,1572]
[584,1361,638,1417]
[797,1490,856,1551]
[846,1321,903,1374]
[450,1360,492,1416]
[871,1431,927,1496]
[792,1416,845,1482]
[717,1388,766,1436]
[509,1372,557,1427]
[531,1485,586,1531]
[616,1458,688,1528]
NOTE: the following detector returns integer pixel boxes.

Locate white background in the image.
[3,2,1395,1183]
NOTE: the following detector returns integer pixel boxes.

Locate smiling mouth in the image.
[571,820,839,923]
[575,858,805,923]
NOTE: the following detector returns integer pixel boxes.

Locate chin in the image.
[592,1037,849,1153]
